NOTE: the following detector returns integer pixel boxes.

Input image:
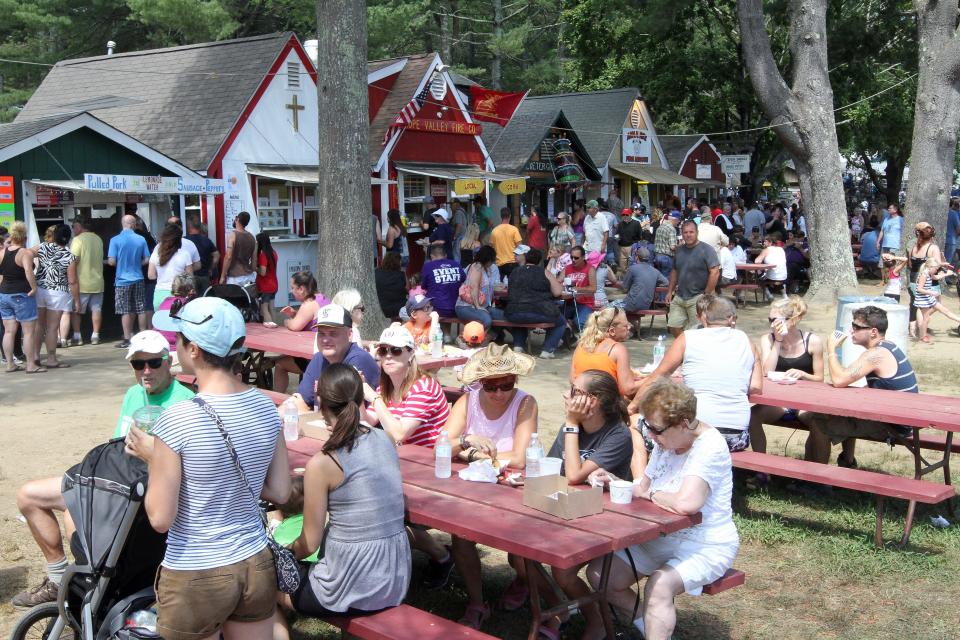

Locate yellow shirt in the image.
[490,223,521,266]
[70,231,104,293]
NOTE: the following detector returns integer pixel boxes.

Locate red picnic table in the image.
[736,262,774,273]
[243,322,468,371]
[749,378,959,529]
[287,438,699,639]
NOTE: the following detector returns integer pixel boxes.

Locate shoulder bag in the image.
[191,397,301,594]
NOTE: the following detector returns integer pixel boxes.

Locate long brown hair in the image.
[158,223,182,266]
[320,363,369,454]
[581,369,629,425]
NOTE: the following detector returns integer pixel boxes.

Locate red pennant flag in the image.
[470,86,528,126]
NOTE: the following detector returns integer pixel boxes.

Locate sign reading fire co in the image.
[404,120,483,136]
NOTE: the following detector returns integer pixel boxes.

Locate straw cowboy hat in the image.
[459,343,535,384]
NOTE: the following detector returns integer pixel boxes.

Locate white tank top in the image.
[764,246,788,281]
[466,388,527,454]
[682,327,754,432]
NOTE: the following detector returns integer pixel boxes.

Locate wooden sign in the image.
[498,178,526,195]
[404,119,482,136]
[453,178,484,195]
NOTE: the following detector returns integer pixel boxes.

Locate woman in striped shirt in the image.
[362,323,454,588]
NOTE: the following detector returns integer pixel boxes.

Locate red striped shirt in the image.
[384,376,450,449]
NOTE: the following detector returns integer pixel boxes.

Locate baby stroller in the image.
[10,439,166,640]
[202,283,272,387]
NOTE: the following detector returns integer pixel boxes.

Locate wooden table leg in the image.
[525,557,543,640]
[597,552,616,639]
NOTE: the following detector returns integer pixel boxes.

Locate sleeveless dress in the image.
[913,273,938,309]
[304,427,411,612]
[466,388,528,454]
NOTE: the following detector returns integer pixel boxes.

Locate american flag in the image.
[383,86,431,145]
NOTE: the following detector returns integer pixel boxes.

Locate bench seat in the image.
[326,603,499,640]
[437,316,556,330]
[731,450,954,546]
[719,283,760,290]
[764,418,960,455]
[702,568,745,595]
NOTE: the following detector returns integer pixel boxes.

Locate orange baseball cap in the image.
[462,321,485,346]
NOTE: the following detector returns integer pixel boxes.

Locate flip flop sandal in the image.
[497,577,529,611]
[5,364,23,373]
[25,367,48,374]
[45,362,71,368]
[457,603,490,630]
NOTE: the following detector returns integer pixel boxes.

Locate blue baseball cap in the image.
[152,297,246,357]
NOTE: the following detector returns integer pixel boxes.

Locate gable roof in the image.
[519,88,638,169]
[0,113,78,151]
[368,53,438,166]
[659,134,708,172]
[15,32,293,170]
[487,108,599,179]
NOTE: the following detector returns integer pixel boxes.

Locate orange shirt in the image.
[490,223,522,266]
[404,320,431,346]
[571,340,619,382]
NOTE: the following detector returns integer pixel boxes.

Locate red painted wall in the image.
[390,89,486,166]
[369,74,399,122]
[680,142,723,183]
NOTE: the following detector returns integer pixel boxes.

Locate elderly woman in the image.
[442,344,538,628]
[585,379,738,640]
[331,288,366,344]
[631,295,763,452]
[272,364,410,638]
[34,223,78,368]
[361,324,453,588]
[538,369,632,639]
[749,296,823,457]
[570,307,643,397]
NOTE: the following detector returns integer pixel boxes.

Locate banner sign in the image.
[470,87,527,126]
[0,176,13,228]
[696,164,712,180]
[621,129,651,164]
[497,178,526,195]
[83,174,226,195]
[453,178,484,195]
[403,119,482,136]
[721,154,751,174]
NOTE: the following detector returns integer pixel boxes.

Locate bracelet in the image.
[369,395,382,404]
[649,489,659,501]
[466,447,479,462]
[459,433,469,449]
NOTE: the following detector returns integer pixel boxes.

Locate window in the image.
[256,180,291,231]
[303,186,319,235]
[183,195,202,226]
[286,61,300,89]
[404,175,425,198]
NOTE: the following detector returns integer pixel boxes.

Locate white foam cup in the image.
[540,457,563,476]
[610,480,633,504]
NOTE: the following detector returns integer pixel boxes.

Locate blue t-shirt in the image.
[108,229,150,286]
[429,223,454,258]
[859,230,880,265]
[298,343,380,408]
[880,216,902,249]
[421,258,464,317]
[946,209,960,250]
[186,233,218,276]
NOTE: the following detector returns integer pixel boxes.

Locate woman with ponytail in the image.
[274,363,410,633]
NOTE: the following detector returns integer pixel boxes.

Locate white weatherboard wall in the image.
[219,49,321,304]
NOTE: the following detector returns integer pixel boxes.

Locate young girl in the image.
[881,253,907,303]
[255,232,278,327]
[914,257,960,344]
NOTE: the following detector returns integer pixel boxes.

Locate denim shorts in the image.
[0,292,39,322]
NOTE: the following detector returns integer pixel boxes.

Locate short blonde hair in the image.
[8,221,26,245]
[770,295,807,322]
[639,378,698,425]
[332,288,363,312]
[924,257,942,270]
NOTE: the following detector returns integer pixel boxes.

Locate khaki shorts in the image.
[155,546,276,640]
[809,413,909,445]
[667,294,702,329]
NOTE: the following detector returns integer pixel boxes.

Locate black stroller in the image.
[10,440,166,640]
[202,283,272,387]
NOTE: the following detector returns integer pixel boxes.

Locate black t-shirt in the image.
[546,421,632,480]
[186,233,218,276]
[766,219,786,240]
[375,269,408,318]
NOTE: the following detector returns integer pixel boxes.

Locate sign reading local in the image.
[84,174,226,195]
[453,178,484,195]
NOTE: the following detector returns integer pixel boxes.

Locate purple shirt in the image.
[421,258,464,317]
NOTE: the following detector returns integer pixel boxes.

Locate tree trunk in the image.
[903,1,960,247]
[316,0,386,332]
[738,0,858,305]
[491,0,503,89]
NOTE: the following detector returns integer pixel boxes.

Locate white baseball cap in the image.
[378,323,416,350]
[433,208,450,222]
[126,330,170,360]
[313,304,353,329]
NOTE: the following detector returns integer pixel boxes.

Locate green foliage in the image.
[126,0,239,43]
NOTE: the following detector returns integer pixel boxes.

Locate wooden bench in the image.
[731,450,955,547]
[326,603,498,639]
[625,308,668,334]
[702,568,745,595]
[720,282,761,303]
[437,316,556,331]
[763,417,960,456]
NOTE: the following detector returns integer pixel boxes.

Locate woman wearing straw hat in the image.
[444,344,539,628]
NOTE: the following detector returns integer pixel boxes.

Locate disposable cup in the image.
[133,405,164,435]
[540,457,563,476]
[610,480,633,504]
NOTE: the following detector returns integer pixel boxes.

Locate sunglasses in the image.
[131,356,168,371]
[169,298,212,326]
[482,379,516,393]
[768,316,786,323]
[571,254,584,261]
[850,322,871,331]
[640,416,674,436]
[376,345,409,358]
[354,305,366,313]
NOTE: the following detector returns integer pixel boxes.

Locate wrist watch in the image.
[649,489,659,501]
[562,425,580,434]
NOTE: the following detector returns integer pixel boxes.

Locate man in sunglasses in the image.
[11,330,193,609]
[805,305,918,467]
[292,304,379,413]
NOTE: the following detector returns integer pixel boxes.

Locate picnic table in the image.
[286,437,699,639]
[242,323,468,371]
[736,262,774,273]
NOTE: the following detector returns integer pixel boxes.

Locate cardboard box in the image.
[522,474,603,520]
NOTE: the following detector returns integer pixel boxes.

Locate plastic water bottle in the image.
[653,335,666,368]
[526,432,543,478]
[435,431,452,478]
[429,311,443,358]
[282,398,299,442]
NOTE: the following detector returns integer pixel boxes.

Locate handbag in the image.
[191,397,301,594]
[458,264,488,306]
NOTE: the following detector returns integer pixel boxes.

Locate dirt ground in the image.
[1,278,959,638]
